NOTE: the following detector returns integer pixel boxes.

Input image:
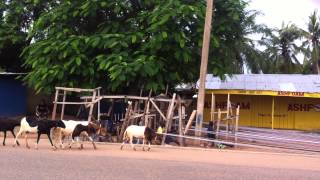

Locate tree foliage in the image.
[0,0,55,72]
[20,0,263,94]
[259,23,304,73]
[300,11,320,74]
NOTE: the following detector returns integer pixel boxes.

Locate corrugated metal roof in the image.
[201,74,320,93]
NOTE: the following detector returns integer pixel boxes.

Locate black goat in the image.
[0,117,21,146]
[13,117,66,149]
[69,122,102,149]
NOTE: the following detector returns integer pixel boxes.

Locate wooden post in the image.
[60,90,67,120]
[210,93,215,122]
[51,89,59,120]
[87,91,96,122]
[216,108,221,139]
[178,96,183,146]
[183,110,197,135]
[145,101,150,126]
[235,105,240,145]
[97,88,101,122]
[162,93,176,145]
[195,0,214,137]
[271,96,275,129]
[226,93,230,132]
[150,99,167,121]
[165,84,169,96]
[142,90,152,125]
[119,102,133,140]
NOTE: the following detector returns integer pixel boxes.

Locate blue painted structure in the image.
[0,74,26,116]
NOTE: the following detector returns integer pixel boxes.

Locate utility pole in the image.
[195,0,214,137]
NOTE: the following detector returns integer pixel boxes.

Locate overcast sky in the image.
[248,0,320,30]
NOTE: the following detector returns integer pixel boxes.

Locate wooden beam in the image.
[234,105,240,146]
[51,89,59,120]
[271,96,275,129]
[81,95,186,103]
[143,90,152,126]
[60,90,67,120]
[55,87,96,92]
[210,92,215,122]
[150,99,167,121]
[178,96,183,146]
[216,108,221,139]
[53,102,93,105]
[97,88,101,122]
[119,102,133,140]
[235,105,240,132]
[195,0,214,137]
[183,110,197,135]
[226,93,230,132]
[162,93,176,145]
[87,91,96,122]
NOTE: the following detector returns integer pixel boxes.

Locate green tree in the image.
[301,11,320,74]
[259,23,303,73]
[21,0,264,93]
[0,0,55,72]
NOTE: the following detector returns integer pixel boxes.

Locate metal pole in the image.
[196,0,214,137]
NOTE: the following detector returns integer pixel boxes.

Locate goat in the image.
[0,117,21,146]
[120,125,156,151]
[52,120,89,149]
[68,122,103,150]
[13,117,66,149]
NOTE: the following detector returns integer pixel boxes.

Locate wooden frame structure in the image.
[211,93,240,142]
[51,87,101,122]
[81,93,190,145]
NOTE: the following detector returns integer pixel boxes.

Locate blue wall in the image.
[0,76,26,116]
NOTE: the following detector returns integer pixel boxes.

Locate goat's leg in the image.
[148,141,151,151]
[120,139,126,150]
[25,133,30,149]
[13,129,23,147]
[142,138,145,151]
[3,131,6,146]
[76,137,82,150]
[35,133,41,150]
[130,136,136,151]
[57,130,64,149]
[47,132,56,150]
[11,130,20,146]
[68,139,75,149]
[86,133,97,150]
[120,136,128,150]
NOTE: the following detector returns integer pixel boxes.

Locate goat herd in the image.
[0,115,157,151]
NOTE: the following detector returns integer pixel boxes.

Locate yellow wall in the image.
[204,93,320,131]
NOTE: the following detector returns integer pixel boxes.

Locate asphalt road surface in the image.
[0,137,319,180]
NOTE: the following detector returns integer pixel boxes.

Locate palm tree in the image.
[259,23,303,73]
[301,11,320,74]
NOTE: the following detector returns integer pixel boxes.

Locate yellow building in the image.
[203,74,320,131]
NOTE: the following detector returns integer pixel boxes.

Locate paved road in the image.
[0,138,319,180]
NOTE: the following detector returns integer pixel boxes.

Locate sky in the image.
[248,0,320,30]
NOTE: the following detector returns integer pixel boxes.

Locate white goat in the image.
[53,120,88,149]
[120,125,155,151]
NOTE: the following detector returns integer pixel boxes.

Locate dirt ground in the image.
[0,136,320,180]
[1,136,320,170]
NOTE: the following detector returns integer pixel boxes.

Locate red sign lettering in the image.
[278,91,304,97]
